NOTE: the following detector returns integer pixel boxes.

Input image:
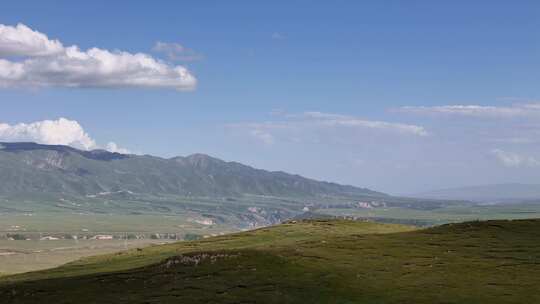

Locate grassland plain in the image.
[0,239,174,274]
[317,203,540,226]
[0,212,236,274]
[1,219,539,303]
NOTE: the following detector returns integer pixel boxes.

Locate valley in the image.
[2,5,538,302]
[2,143,540,276]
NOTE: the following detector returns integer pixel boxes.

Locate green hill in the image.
[1,219,539,303]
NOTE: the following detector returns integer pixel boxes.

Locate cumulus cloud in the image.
[398,103,540,118]
[0,118,130,153]
[105,142,131,154]
[152,41,203,62]
[0,23,63,57]
[228,111,428,145]
[0,118,96,149]
[490,149,540,168]
[0,23,197,90]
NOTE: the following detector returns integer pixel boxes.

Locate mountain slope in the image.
[0,142,384,200]
[1,219,539,303]
[0,142,476,230]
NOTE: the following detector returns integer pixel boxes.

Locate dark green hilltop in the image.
[1,219,539,303]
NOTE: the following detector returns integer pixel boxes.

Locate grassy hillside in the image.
[1,219,539,303]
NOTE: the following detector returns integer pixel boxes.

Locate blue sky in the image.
[0,1,539,193]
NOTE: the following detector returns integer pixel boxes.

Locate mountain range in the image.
[0,142,383,201]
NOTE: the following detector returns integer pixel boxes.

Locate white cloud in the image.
[0,118,130,153]
[249,129,275,145]
[302,112,348,120]
[105,142,131,154]
[0,23,197,90]
[490,149,540,168]
[0,118,96,149]
[0,23,63,57]
[152,41,203,62]
[228,111,428,145]
[398,103,540,118]
[304,112,428,136]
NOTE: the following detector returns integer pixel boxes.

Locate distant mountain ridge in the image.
[0,142,384,200]
[414,183,540,203]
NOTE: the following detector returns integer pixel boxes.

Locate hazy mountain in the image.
[0,142,384,200]
[413,183,540,203]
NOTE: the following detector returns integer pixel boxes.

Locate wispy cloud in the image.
[490,149,540,168]
[303,112,428,136]
[487,137,537,145]
[250,129,275,145]
[228,111,428,145]
[0,23,197,90]
[152,41,203,62]
[397,103,540,118]
[0,118,130,153]
[271,32,285,40]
